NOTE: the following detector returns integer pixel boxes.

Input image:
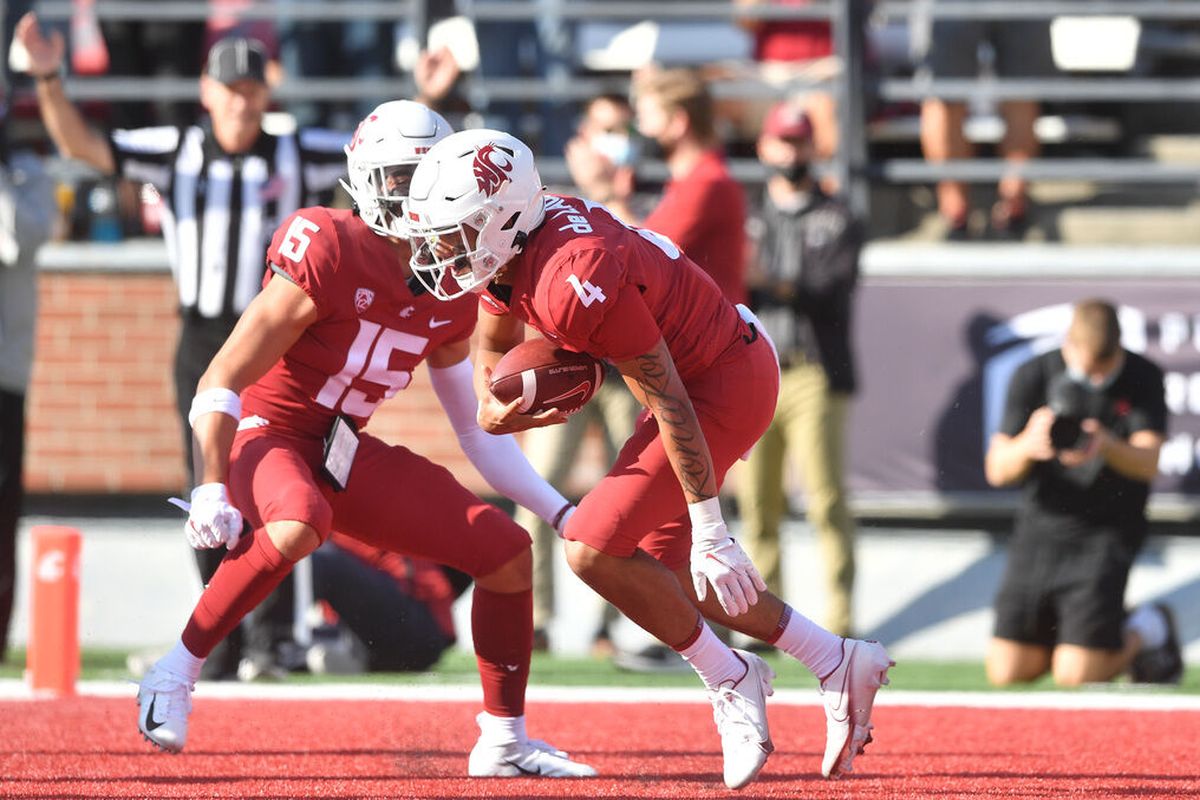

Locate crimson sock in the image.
[181,530,293,658]
[471,587,532,717]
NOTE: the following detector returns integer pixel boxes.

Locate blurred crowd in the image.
[10,0,1192,246]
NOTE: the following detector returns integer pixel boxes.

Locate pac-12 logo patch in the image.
[354,287,375,314]
[473,144,514,197]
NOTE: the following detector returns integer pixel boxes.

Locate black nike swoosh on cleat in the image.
[503,759,543,776]
[144,696,165,732]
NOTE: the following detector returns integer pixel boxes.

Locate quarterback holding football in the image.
[403,129,894,788]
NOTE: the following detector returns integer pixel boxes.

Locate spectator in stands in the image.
[985,299,1183,686]
[570,68,747,305]
[469,8,574,156]
[301,534,459,674]
[0,128,57,664]
[734,0,841,192]
[563,94,640,222]
[916,11,1056,240]
[277,0,396,129]
[521,94,643,656]
[97,0,207,128]
[737,101,862,639]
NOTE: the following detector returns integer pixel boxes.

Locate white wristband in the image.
[687,496,726,541]
[188,387,242,428]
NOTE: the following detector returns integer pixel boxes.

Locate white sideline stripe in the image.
[1,679,1198,711]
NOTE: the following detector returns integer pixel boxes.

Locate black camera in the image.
[1047,373,1102,451]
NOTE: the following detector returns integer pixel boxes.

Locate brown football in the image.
[489,337,605,415]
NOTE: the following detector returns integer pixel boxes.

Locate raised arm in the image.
[15,12,116,173]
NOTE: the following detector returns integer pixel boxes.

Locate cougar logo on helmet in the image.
[404,129,545,301]
[349,114,378,152]
[473,144,514,197]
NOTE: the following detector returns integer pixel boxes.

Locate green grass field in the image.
[3,648,1197,693]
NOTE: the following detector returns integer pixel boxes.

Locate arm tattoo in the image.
[633,351,712,499]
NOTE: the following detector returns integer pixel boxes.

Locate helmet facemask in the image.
[408,206,515,300]
[343,160,419,240]
[403,129,547,301]
[338,100,453,240]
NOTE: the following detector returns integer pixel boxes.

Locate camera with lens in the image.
[1047,373,1106,451]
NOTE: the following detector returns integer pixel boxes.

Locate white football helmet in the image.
[341,100,453,239]
[403,129,546,300]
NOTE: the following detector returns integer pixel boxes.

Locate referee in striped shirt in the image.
[17,19,348,679]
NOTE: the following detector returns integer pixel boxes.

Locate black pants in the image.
[0,389,24,660]
[309,543,452,672]
[175,315,293,676]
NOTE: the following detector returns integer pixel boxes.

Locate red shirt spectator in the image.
[643,149,747,305]
[752,0,833,63]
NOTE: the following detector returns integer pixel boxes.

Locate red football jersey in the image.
[241,207,477,437]
[481,195,745,380]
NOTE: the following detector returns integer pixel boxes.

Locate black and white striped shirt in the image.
[109,122,348,319]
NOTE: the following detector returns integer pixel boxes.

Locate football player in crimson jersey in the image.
[135,103,595,779]
[404,129,894,787]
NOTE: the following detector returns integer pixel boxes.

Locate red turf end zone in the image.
[1,698,1198,799]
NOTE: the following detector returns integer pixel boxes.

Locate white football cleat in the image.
[136,663,195,753]
[468,714,597,778]
[709,649,776,790]
[819,638,894,779]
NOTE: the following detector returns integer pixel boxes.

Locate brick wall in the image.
[25,269,609,498]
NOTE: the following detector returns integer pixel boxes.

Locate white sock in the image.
[156,639,204,684]
[678,624,746,691]
[1125,605,1168,650]
[477,711,527,745]
[773,607,844,680]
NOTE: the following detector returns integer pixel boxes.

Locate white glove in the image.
[688,498,766,617]
[168,483,244,551]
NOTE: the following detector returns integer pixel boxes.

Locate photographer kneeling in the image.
[984,299,1182,686]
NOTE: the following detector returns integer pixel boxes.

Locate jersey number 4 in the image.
[316,319,428,416]
[565,274,607,307]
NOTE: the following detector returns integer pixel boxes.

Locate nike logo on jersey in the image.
[429,318,453,329]
[503,663,521,672]
[144,695,166,731]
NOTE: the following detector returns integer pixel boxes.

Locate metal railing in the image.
[25,0,1200,215]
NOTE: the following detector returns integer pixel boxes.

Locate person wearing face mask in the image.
[569,69,747,305]
[735,101,862,641]
[985,299,1182,686]
[564,94,641,224]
